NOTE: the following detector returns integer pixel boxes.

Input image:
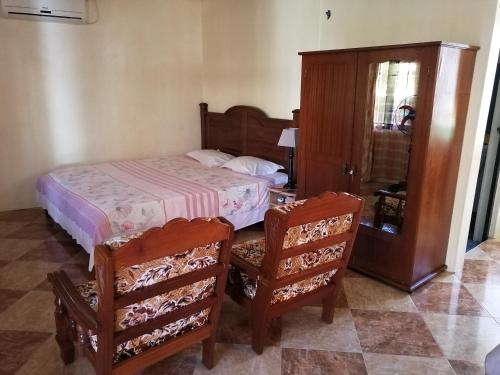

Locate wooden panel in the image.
[297,52,358,198]
[200,103,299,170]
[111,217,232,269]
[245,115,291,167]
[204,113,243,156]
[299,41,479,56]
[411,46,477,283]
[349,227,409,286]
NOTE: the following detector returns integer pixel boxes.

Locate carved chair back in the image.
[92,217,233,373]
[258,192,364,306]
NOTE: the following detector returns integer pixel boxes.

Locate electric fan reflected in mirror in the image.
[393,95,417,135]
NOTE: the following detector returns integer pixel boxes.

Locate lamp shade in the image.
[278,128,299,148]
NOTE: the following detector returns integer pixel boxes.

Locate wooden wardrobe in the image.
[296,42,478,291]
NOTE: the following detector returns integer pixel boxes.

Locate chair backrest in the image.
[260,192,363,304]
[93,217,233,367]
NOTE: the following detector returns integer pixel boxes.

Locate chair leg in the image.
[53,297,75,364]
[202,334,216,369]
[321,290,338,324]
[251,316,268,354]
[95,352,113,375]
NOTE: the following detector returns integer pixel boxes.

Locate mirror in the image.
[359,60,419,235]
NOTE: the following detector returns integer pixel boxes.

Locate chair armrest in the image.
[374,190,406,200]
[47,271,100,333]
[230,254,261,280]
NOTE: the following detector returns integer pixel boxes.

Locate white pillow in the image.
[186,149,235,167]
[221,156,284,176]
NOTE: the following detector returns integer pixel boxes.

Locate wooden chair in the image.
[373,189,406,231]
[47,217,234,374]
[226,191,364,354]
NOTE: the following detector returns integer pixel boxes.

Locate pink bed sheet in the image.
[36,156,282,268]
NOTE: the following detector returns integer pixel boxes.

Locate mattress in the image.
[36,155,287,268]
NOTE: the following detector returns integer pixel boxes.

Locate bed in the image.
[36,103,299,268]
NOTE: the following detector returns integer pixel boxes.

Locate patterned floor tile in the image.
[0,239,44,261]
[0,208,44,222]
[422,313,500,364]
[67,250,90,265]
[344,269,367,278]
[19,237,82,263]
[464,283,500,318]
[448,359,485,375]
[34,279,53,291]
[460,260,500,284]
[0,260,60,290]
[234,225,264,244]
[410,282,489,316]
[0,289,27,314]
[6,222,61,240]
[216,297,281,346]
[30,214,53,225]
[465,246,492,261]
[363,353,455,375]
[0,206,498,374]
[281,349,367,375]
[51,229,76,243]
[139,344,200,375]
[192,344,281,375]
[432,271,460,283]
[479,240,500,262]
[281,307,361,353]
[0,330,51,374]
[304,286,348,308]
[58,263,94,285]
[0,291,55,333]
[16,335,95,375]
[0,222,28,237]
[351,310,442,357]
[343,277,417,312]
[335,287,349,308]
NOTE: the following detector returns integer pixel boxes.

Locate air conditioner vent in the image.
[1,0,90,23]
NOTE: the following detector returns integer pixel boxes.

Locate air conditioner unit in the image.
[1,0,89,23]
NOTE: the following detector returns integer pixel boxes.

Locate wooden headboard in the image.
[199,103,299,169]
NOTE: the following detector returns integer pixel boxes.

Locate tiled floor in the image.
[0,208,499,374]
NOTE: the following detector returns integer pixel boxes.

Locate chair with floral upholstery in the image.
[47,217,234,374]
[373,189,406,232]
[226,191,364,354]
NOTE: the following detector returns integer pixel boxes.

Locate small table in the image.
[269,187,297,208]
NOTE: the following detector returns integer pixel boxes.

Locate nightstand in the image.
[269,187,297,208]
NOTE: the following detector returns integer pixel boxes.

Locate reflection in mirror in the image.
[360,61,419,235]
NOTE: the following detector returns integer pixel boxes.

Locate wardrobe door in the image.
[349,46,436,287]
[350,47,433,237]
[297,52,358,199]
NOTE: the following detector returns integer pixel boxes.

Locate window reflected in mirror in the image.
[360,61,419,235]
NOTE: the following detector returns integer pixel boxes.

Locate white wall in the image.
[0,0,203,211]
[201,0,320,118]
[202,0,500,272]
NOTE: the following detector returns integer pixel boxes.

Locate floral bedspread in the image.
[37,156,268,245]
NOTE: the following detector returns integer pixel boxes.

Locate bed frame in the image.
[200,103,300,170]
